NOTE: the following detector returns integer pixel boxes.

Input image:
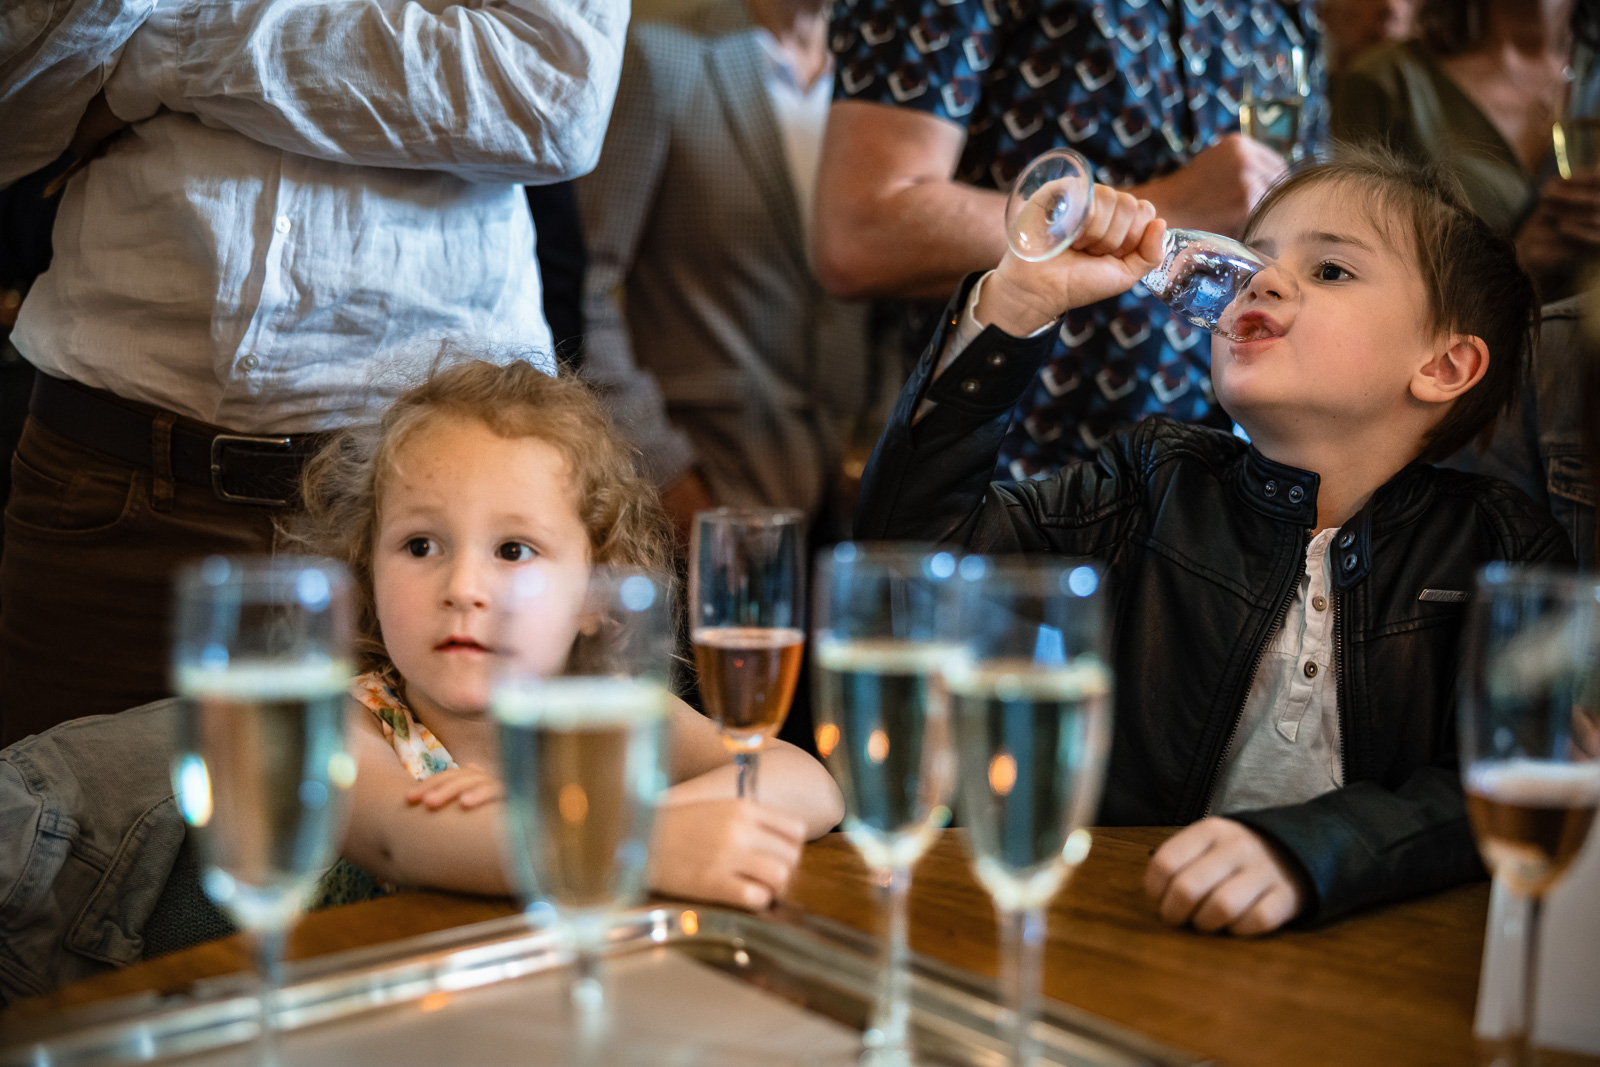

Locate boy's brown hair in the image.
[282,354,672,674]
[1242,144,1538,464]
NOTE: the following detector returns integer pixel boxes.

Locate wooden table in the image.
[7,828,1591,1067]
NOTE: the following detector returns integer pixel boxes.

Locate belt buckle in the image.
[210,433,295,506]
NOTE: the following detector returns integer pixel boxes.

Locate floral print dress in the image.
[311,672,459,909]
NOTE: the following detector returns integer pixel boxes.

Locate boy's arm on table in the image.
[341,712,511,896]
[1226,528,1577,926]
[100,0,628,183]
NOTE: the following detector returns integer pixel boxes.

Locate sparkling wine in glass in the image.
[1004,147,1268,341]
[690,507,806,799]
[493,567,675,1054]
[171,556,357,1066]
[1554,66,1600,180]
[950,557,1113,1067]
[811,542,960,1066]
[1241,47,1307,161]
[1459,565,1600,1065]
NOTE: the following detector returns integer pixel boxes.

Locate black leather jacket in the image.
[856,275,1575,923]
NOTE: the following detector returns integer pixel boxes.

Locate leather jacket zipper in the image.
[1333,584,1350,786]
[1202,527,1310,817]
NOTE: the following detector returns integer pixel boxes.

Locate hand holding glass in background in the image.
[691,507,806,800]
[171,556,357,1066]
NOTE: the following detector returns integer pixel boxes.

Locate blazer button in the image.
[987,352,1007,367]
[1304,661,1318,678]
[960,379,981,394]
[1263,480,1278,497]
[1288,485,1304,503]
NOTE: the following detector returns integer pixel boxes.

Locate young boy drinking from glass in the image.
[856,147,1575,934]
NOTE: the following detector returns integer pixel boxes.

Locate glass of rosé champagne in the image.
[1460,565,1600,1066]
[690,507,807,799]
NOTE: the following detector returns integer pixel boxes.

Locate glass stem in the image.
[1519,895,1543,1065]
[571,944,608,1062]
[1000,906,1047,1067]
[253,927,287,1067]
[734,749,759,800]
[869,863,914,1058]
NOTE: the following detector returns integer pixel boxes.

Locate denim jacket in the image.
[1446,296,1598,568]
[0,700,185,1006]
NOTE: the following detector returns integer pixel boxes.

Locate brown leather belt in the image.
[29,372,331,507]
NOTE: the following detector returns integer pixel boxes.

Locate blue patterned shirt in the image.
[831,0,1325,477]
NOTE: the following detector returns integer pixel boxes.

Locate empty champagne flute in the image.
[1004,147,1268,340]
[811,543,961,1066]
[171,556,358,1066]
[492,566,676,1054]
[949,558,1113,1067]
[1460,565,1600,1066]
[690,507,806,800]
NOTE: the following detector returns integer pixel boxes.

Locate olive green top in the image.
[1331,40,1546,238]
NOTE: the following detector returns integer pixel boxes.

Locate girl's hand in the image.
[1143,817,1305,936]
[406,762,504,811]
[648,797,807,911]
[979,184,1167,337]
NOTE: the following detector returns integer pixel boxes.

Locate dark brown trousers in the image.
[0,418,282,747]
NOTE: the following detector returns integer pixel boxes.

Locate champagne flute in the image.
[1004,148,1269,340]
[949,557,1113,1067]
[690,507,806,800]
[811,543,960,1066]
[492,566,675,1054]
[1553,67,1600,180]
[1240,47,1306,162]
[170,556,357,1066]
[1460,565,1600,1066]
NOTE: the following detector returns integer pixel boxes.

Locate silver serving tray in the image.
[1,905,1207,1066]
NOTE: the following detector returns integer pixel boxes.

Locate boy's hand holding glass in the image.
[1143,816,1306,936]
[986,183,1168,336]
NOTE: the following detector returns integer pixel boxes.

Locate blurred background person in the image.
[814,0,1322,478]
[577,0,895,543]
[0,0,628,745]
[1333,0,1600,299]
[1322,0,1417,75]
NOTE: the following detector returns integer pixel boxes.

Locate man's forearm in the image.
[825,178,1008,300]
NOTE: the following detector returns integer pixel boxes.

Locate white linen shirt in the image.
[2,0,627,433]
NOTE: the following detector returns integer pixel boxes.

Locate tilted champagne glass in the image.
[1459,565,1600,1066]
[690,507,807,799]
[171,556,358,1066]
[949,557,1113,1067]
[492,566,676,1055]
[811,543,961,1066]
[1004,147,1269,341]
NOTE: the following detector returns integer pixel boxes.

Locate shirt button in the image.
[28,2,49,24]
[987,352,1007,367]
[239,354,260,372]
[1288,485,1305,503]
[1312,594,1327,611]
[959,378,981,394]
[1304,661,1318,678]
[274,216,292,234]
[1263,480,1278,497]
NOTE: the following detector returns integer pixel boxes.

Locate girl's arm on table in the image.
[340,711,511,896]
[663,698,843,839]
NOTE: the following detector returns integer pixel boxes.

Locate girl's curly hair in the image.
[280,354,672,675]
